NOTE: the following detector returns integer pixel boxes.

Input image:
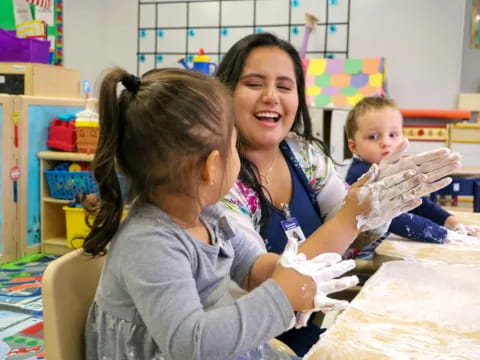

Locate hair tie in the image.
[121,74,141,92]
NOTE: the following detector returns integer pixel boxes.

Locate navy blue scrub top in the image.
[260,158,323,254]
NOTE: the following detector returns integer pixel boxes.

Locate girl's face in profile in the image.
[234,46,299,150]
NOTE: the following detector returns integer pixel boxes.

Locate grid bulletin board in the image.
[136,0,351,75]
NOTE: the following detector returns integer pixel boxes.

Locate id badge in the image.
[280,217,306,244]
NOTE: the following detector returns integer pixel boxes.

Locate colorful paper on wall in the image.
[0,0,62,65]
[304,58,387,108]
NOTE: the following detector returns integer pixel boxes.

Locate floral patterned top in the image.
[222,133,348,250]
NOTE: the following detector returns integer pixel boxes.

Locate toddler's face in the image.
[348,107,403,164]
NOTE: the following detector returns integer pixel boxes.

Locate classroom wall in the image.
[349,0,465,109]
[63,0,137,95]
[460,0,480,93]
[63,0,467,108]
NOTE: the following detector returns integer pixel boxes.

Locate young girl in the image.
[83,67,361,360]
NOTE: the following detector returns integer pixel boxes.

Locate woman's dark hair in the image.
[216,33,329,226]
[83,68,234,256]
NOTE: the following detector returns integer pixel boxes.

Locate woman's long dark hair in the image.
[216,33,330,226]
[83,68,233,256]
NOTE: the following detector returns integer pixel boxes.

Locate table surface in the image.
[305,260,480,359]
[450,166,480,177]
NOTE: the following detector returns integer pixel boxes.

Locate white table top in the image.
[306,260,480,359]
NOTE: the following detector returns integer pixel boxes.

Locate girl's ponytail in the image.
[83,68,131,256]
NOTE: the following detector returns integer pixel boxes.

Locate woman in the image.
[216,33,460,355]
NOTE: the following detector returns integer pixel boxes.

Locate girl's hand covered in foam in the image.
[276,238,359,329]
[377,139,461,183]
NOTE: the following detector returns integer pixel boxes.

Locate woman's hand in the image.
[378,139,461,183]
[339,163,453,232]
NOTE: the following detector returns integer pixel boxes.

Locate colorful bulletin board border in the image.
[32,0,63,65]
[304,57,387,108]
[471,0,480,48]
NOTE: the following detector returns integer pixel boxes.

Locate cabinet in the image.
[38,151,94,255]
[0,95,16,263]
[0,95,84,261]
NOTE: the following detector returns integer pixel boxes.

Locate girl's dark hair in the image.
[216,33,329,226]
[84,68,234,256]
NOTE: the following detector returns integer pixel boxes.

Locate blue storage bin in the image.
[45,168,98,200]
[45,163,128,200]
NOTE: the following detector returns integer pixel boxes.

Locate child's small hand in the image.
[445,229,480,246]
[272,239,358,326]
[446,223,480,238]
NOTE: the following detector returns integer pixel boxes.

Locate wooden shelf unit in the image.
[38,151,94,255]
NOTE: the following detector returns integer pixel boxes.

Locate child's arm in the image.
[121,228,295,360]
[243,253,278,291]
[389,213,447,243]
[410,197,451,225]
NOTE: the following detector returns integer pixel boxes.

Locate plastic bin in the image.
[63,207,94,248]
[0,29,50,64]
[45,165,98,200]
[63,206,128,248]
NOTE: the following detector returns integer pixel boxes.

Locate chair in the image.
[43,250,296,359]
[430,177,480,212]
[268,338,297,356]
[43,249,105,360]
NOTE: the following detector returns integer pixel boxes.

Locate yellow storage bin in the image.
[63,206,127,248]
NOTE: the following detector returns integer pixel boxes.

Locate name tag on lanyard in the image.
[280,203,306,244]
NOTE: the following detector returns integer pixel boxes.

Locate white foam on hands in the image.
[279,239,359,329]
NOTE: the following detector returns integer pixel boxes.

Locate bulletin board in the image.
[0,0,63,65]
[136,0,351,75]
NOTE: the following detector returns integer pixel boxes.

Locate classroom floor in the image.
[0,253,57,360]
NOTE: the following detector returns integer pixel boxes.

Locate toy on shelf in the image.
[178,48,217,76]
[75,98,99,154]
[300,12,319,72]
[46,114,77,152]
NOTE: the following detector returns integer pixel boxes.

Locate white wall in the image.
[350,0,465,108]
[63,0,137,96]
[64,0,467,107]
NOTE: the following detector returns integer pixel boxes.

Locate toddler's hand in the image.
[273,239,358,328]
[446,223,480,238]
[378,139,461,183]
[445,229,480,247]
